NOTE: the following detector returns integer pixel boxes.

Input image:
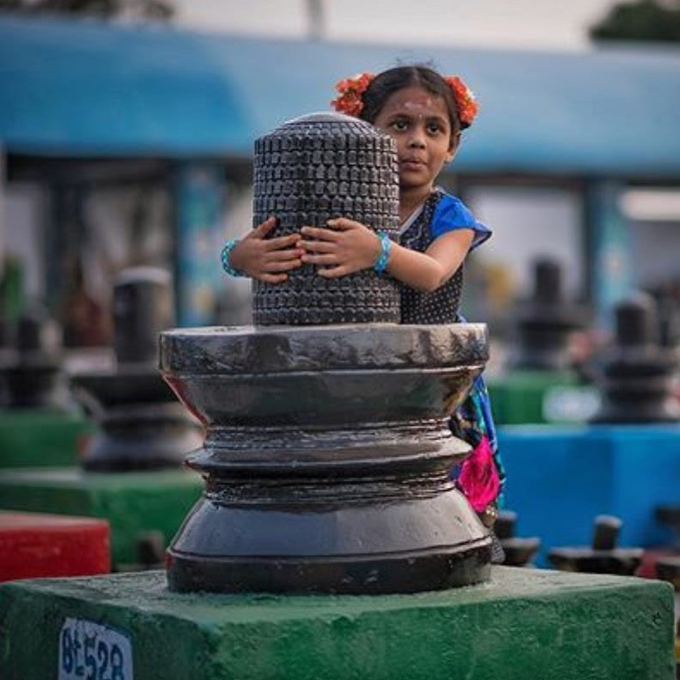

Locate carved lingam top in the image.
[252,112,400,326]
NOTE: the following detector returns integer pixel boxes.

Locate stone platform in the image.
[0,408,92,468]
[0,567,673,679]
[0,468,202,567]
[499,423,680,563]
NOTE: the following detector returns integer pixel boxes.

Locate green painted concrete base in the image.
[0,567,673,679]
[0,408,93,468]
[488,370,580,425]
[0,468,203,567]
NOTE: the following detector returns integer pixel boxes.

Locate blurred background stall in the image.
[1,1,679,359]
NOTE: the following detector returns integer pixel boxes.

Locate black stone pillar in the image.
[591,292,680,423]
[548,515,643,575]
[0,304,69,409]
[511,257,587,371]
[72,267,202,471]
[252,113,400,325]
[162,113,493,594]
[495,510,540,567]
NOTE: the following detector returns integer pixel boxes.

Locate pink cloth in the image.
[458,436,500,512]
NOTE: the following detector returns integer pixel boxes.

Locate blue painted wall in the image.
[499,424,680,565]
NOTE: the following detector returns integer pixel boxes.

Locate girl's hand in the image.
[230,217,303,283]
[299,218,381,278]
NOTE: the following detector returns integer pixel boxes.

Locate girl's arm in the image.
[299,219,474,292]
[229,217,304,283]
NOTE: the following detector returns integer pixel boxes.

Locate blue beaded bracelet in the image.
[373,232,392,274]
[220,239,247,277]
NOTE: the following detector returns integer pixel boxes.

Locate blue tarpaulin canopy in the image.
[1,15,680,177]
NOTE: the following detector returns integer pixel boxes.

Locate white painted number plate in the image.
[58,617,133,680]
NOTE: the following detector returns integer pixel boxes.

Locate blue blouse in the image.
[430,193,492,251]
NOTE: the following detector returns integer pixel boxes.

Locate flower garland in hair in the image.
[331,72,374,117]
[443,76,479,128]
[331,71,479,128]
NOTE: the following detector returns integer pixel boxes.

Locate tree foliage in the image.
[590,0,680,43]
[0,0,173,20]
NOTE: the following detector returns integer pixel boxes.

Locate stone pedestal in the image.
[161,324,492,594]
[0,567,673,679]
[0,305,70,410]
[495,510,540,567]
[592,292,680,424]
[549,514,643,575]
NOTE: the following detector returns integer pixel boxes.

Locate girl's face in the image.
[373,85,459,196]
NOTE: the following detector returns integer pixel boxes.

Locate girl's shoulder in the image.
[431,189,492,251]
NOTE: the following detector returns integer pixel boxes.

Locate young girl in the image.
[225,64,504,543]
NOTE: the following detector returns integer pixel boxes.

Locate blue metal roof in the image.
[1,15,680,177]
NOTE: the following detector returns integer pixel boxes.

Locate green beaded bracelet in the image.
[220,239,247,277]
[373,232,392,274]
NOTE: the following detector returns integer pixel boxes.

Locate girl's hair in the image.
[359,65,463,134]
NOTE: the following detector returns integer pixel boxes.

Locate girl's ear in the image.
[447,131,461,163]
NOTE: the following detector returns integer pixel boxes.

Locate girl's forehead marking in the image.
[383,88,448,117]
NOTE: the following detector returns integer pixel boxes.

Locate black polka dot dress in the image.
[398,188,506,562]
[400,188,489,325]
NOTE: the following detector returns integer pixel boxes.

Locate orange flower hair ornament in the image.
[443,76,479,128]
[331,72,374,117]
[331,72,479,128]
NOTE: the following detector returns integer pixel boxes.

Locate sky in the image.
[174,0,621,51]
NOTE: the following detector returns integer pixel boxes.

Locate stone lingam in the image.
[510,257,588,372]
[0,304,69,410]
[71,267,203,471]
[591,291,680,424]
[161,113,492,594]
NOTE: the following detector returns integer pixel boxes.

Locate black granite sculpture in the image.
[591,292,680,423]
[71,267,203,471]
[495,510,540,567]
[548,515,643,575]
[511,258,587,371]
[0,304,69,409]
[162,113,492,594]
